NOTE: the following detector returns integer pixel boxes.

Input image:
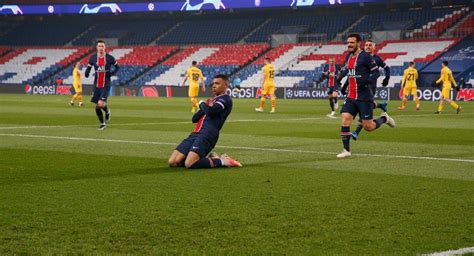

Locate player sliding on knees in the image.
[85,40,119,130]
[336,33,395,158]
[168,74,242,169]
[318,56,341,118]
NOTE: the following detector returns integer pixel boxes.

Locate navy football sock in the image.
[374,117,386,129]
[341,126,351,151]
[95,107,104,123]
[354,121,363,135]
[102,106,109,114]
[334,97,338,104]
[329,97,334,111]
[189,158,223,169]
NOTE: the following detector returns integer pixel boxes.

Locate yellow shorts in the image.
[262,84,275,95]
[188,86,199,97]
[73,85,82,93]
[441,86,451,98]
[403,86,417,96]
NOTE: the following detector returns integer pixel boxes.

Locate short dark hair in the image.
[96,40,105,45]
[409,61,414,66]
[214,74,229,83]
[443,60,449,66]
[192,61,197,65]
[348,33,362,42]
[366,39,374,43]
[264,57,271,62]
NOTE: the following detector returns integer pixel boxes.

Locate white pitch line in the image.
[422,246,474,256]
[0,117,330,130]
[1,133,473,163]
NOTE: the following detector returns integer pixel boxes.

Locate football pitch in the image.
[0,94,473,254]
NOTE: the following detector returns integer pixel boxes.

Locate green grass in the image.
[0,94,473,254]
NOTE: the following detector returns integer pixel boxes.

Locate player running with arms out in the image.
[398,61,420,111]
[69,62,83,107]
[255,57,276,113]
[350,39,391,140]
[168,74,242,169]
[434,61,462,114]
[337,34,395,158]
[85,40,119,130]
[181,61,205,113]
[318,56,341,118]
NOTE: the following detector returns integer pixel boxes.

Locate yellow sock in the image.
[438,104,443,112]
[271,97,276,109]
[415,97,420,106]
[401,98,407,107]
[260,97,265,109]
[450,101,459,110]
[78,95,83,102]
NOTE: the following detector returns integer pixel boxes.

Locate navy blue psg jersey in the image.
[86,53,118,88]
[372,54,389,70]
[192,94,233,139]
[343,51,379,101]
[322,64,342,87]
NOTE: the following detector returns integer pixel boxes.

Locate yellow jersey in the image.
[73,67,81,87]
[185,66,203,87]
[436,66,457,88]
[262,64,275,86]
[401,67,418,88]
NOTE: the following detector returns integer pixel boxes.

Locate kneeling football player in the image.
[168,74,242,169]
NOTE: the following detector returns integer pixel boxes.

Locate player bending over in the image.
[169,74,242,169]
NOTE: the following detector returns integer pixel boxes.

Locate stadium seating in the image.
[59,46,177,86]
[0,47,91,85]
[0,21,91,46]
[157,18,264,45]
[136,44,269,87]
[245,14,359,43]
[72,21,176,46]
[413,8,469,38]
[237,44,317,88]
[453,11,474,37]
[349,7,460,36]
[234,39,458,88]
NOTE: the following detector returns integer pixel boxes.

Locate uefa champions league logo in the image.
[0,5,23,15]
[79,3,122,14]
[378,89,388,100]
[286,89,293,98]
[181,0,226,11]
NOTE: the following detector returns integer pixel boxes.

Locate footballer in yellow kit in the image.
[181,61,205,113]
[255,57,276,113]
[69,62,83,107]
[399,61,420,111]
[435,61,461,114]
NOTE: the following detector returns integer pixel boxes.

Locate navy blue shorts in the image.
[341,98,373,120]
[91,86,109,103]
[176,134,216,158]
[327,85,340,95]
